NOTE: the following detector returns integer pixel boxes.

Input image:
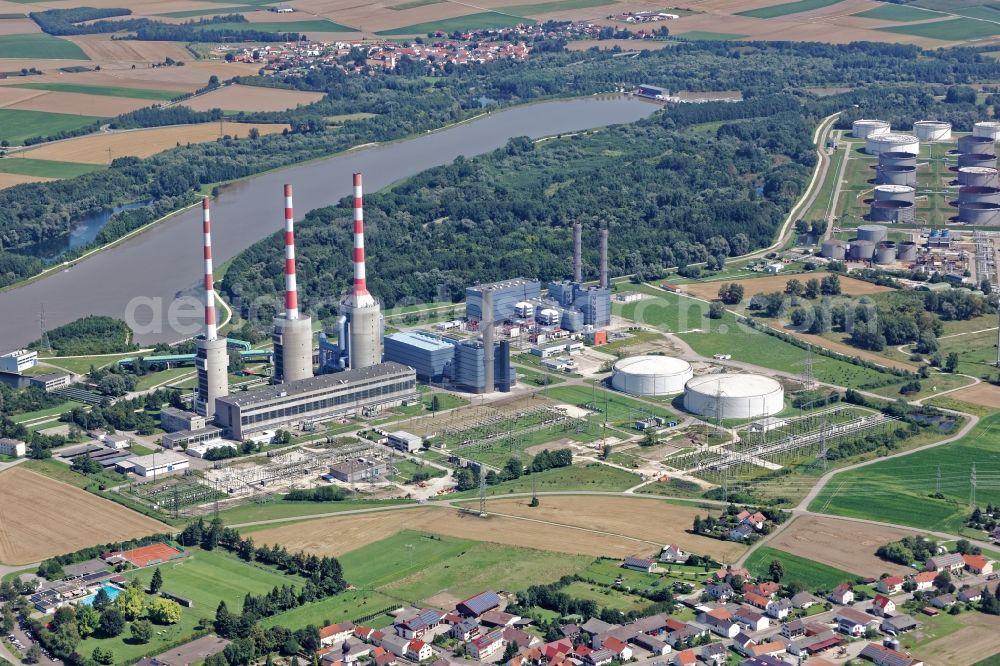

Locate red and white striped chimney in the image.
[283,183,299,320]
[352,173,374,305]
[202,197,218,341]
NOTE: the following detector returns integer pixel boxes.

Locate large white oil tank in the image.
[852,119,890,139]
[684,373,784,419]
[913,121,951,142]
[873,185,915,203]
[974,121,1000,142]
[611,355,693,396]
[958,166,1000,188]
[958,135,995,155]
[866,133,920,156]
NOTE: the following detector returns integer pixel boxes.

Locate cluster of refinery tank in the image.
[853,118,1000,226]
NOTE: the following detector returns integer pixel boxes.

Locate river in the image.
[0,96,657,347]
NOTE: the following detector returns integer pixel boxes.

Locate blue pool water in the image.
[80,583,122,606]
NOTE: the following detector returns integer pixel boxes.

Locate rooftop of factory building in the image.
[385,331,456,351]
[216,362,414,408]
[466,278,538,293]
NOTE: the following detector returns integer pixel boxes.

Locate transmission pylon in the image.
[38,304,52,353]
[970,463,977,509]
[478,467,487,517]
[802,349,816,390]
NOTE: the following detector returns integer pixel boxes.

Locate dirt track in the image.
[0,467,169,565]
[767,514,918,578]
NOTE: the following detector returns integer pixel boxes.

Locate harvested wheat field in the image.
[919,612,1000,666]
[182,84,325,113]
[22,121,288,163]
[253,496,746,562]
[682,274,893,301]
[767,515,918,578]
[949,383,1000,409]
[7,90,153,116]
[0,172,54,189]
[0,467,168,565]
[68,35,191,64]
[0,86,48,108]
[0,18,40,36]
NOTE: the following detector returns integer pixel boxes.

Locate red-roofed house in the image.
[406,640,433,662]
[321,623,356,647]
[910,571,936,591]
[673,649,696,666]
[372,648,396,666]
[747,512,768,529]
[963,554,994,575]
[877,576,905,594]
[872,595,895,617]
[747,581,780,598]
[744,592,770,610]
[748,640,786,658]
[600,637,632,661]
[354,627,375,642]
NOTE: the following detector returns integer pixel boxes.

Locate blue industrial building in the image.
[449,339,515,393]
[466,279,541,322]
[545,280,611,329]
[383,331,455,382]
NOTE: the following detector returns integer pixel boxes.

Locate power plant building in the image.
[272,183,314,384]
[214,362,418,441]
[194,198,229,419]
[466,279,541,321]
[383,331,456,381]
[450,339,515,393]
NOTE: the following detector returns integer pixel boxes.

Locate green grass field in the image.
[851,4,939,21]
[497,0,615,14]
[878,17,1000,40]
[76,548,300,664]
[809,413,1000,534]
[744,545,857,591]
[263,589,398,631]
[0,34,88,59]
[339,530,470,588]
[674,31,749,41]
[193,19,354,32]
[561,581,651,612]
[0,109,103,145]
[389,0,445,9]
[377,12,536,35]
[9,82,180,101]
[216,498,414,526]
[449,463,641,498]
[544,385,673,424]
[954,5,1000,20]
[0,157,103,179]
[736,0,842,19]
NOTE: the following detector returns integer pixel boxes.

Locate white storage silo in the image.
[683,374,784,419]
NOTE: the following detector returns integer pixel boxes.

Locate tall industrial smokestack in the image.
[195,197,228,418]
[202,198,217,341]
[573,222,582,283]
[343,172,382,369]
[482,289,494,394]
[272,183,313,383]
[599,227,609,289]
[284,183,299,320]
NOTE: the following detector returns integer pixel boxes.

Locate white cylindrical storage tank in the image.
[913,121,951,142]
[958,186,1000,205]
[959,153,997,169]
[849,239,876,260]
[857,224,888,242]
[958,135,996,154]
[874,242,897,265]
[959,202,1000,224]
[879,151,917,168]
[873,185,915,203]
[820,239,847,259]
[611,355,693,396]
[974,121,1000,142]
[853,119,890,139]
[877,165,917,186]
[684,374,784,419]
[958,166,999,188]
[869,201,914,223]
[866,133,919,156]
[897,241,918,261]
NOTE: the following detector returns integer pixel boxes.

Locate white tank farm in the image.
[684,374,784,419]
[865,133,919,156]
[958,166,1000,188]
[873,185,915,203]
[852,119,890,139]
[612,355,693,396]
[974,121,1000,142]
[913,121,951,142]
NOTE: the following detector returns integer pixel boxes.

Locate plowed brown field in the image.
[0,173,54,189]
[182,84,324,112]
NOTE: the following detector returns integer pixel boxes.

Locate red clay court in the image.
[121,543,183,567]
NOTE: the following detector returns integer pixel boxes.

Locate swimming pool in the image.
[79,583,122,606]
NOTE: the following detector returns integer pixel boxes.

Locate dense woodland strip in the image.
[2,41,1000,291]
[29,8,295,42]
